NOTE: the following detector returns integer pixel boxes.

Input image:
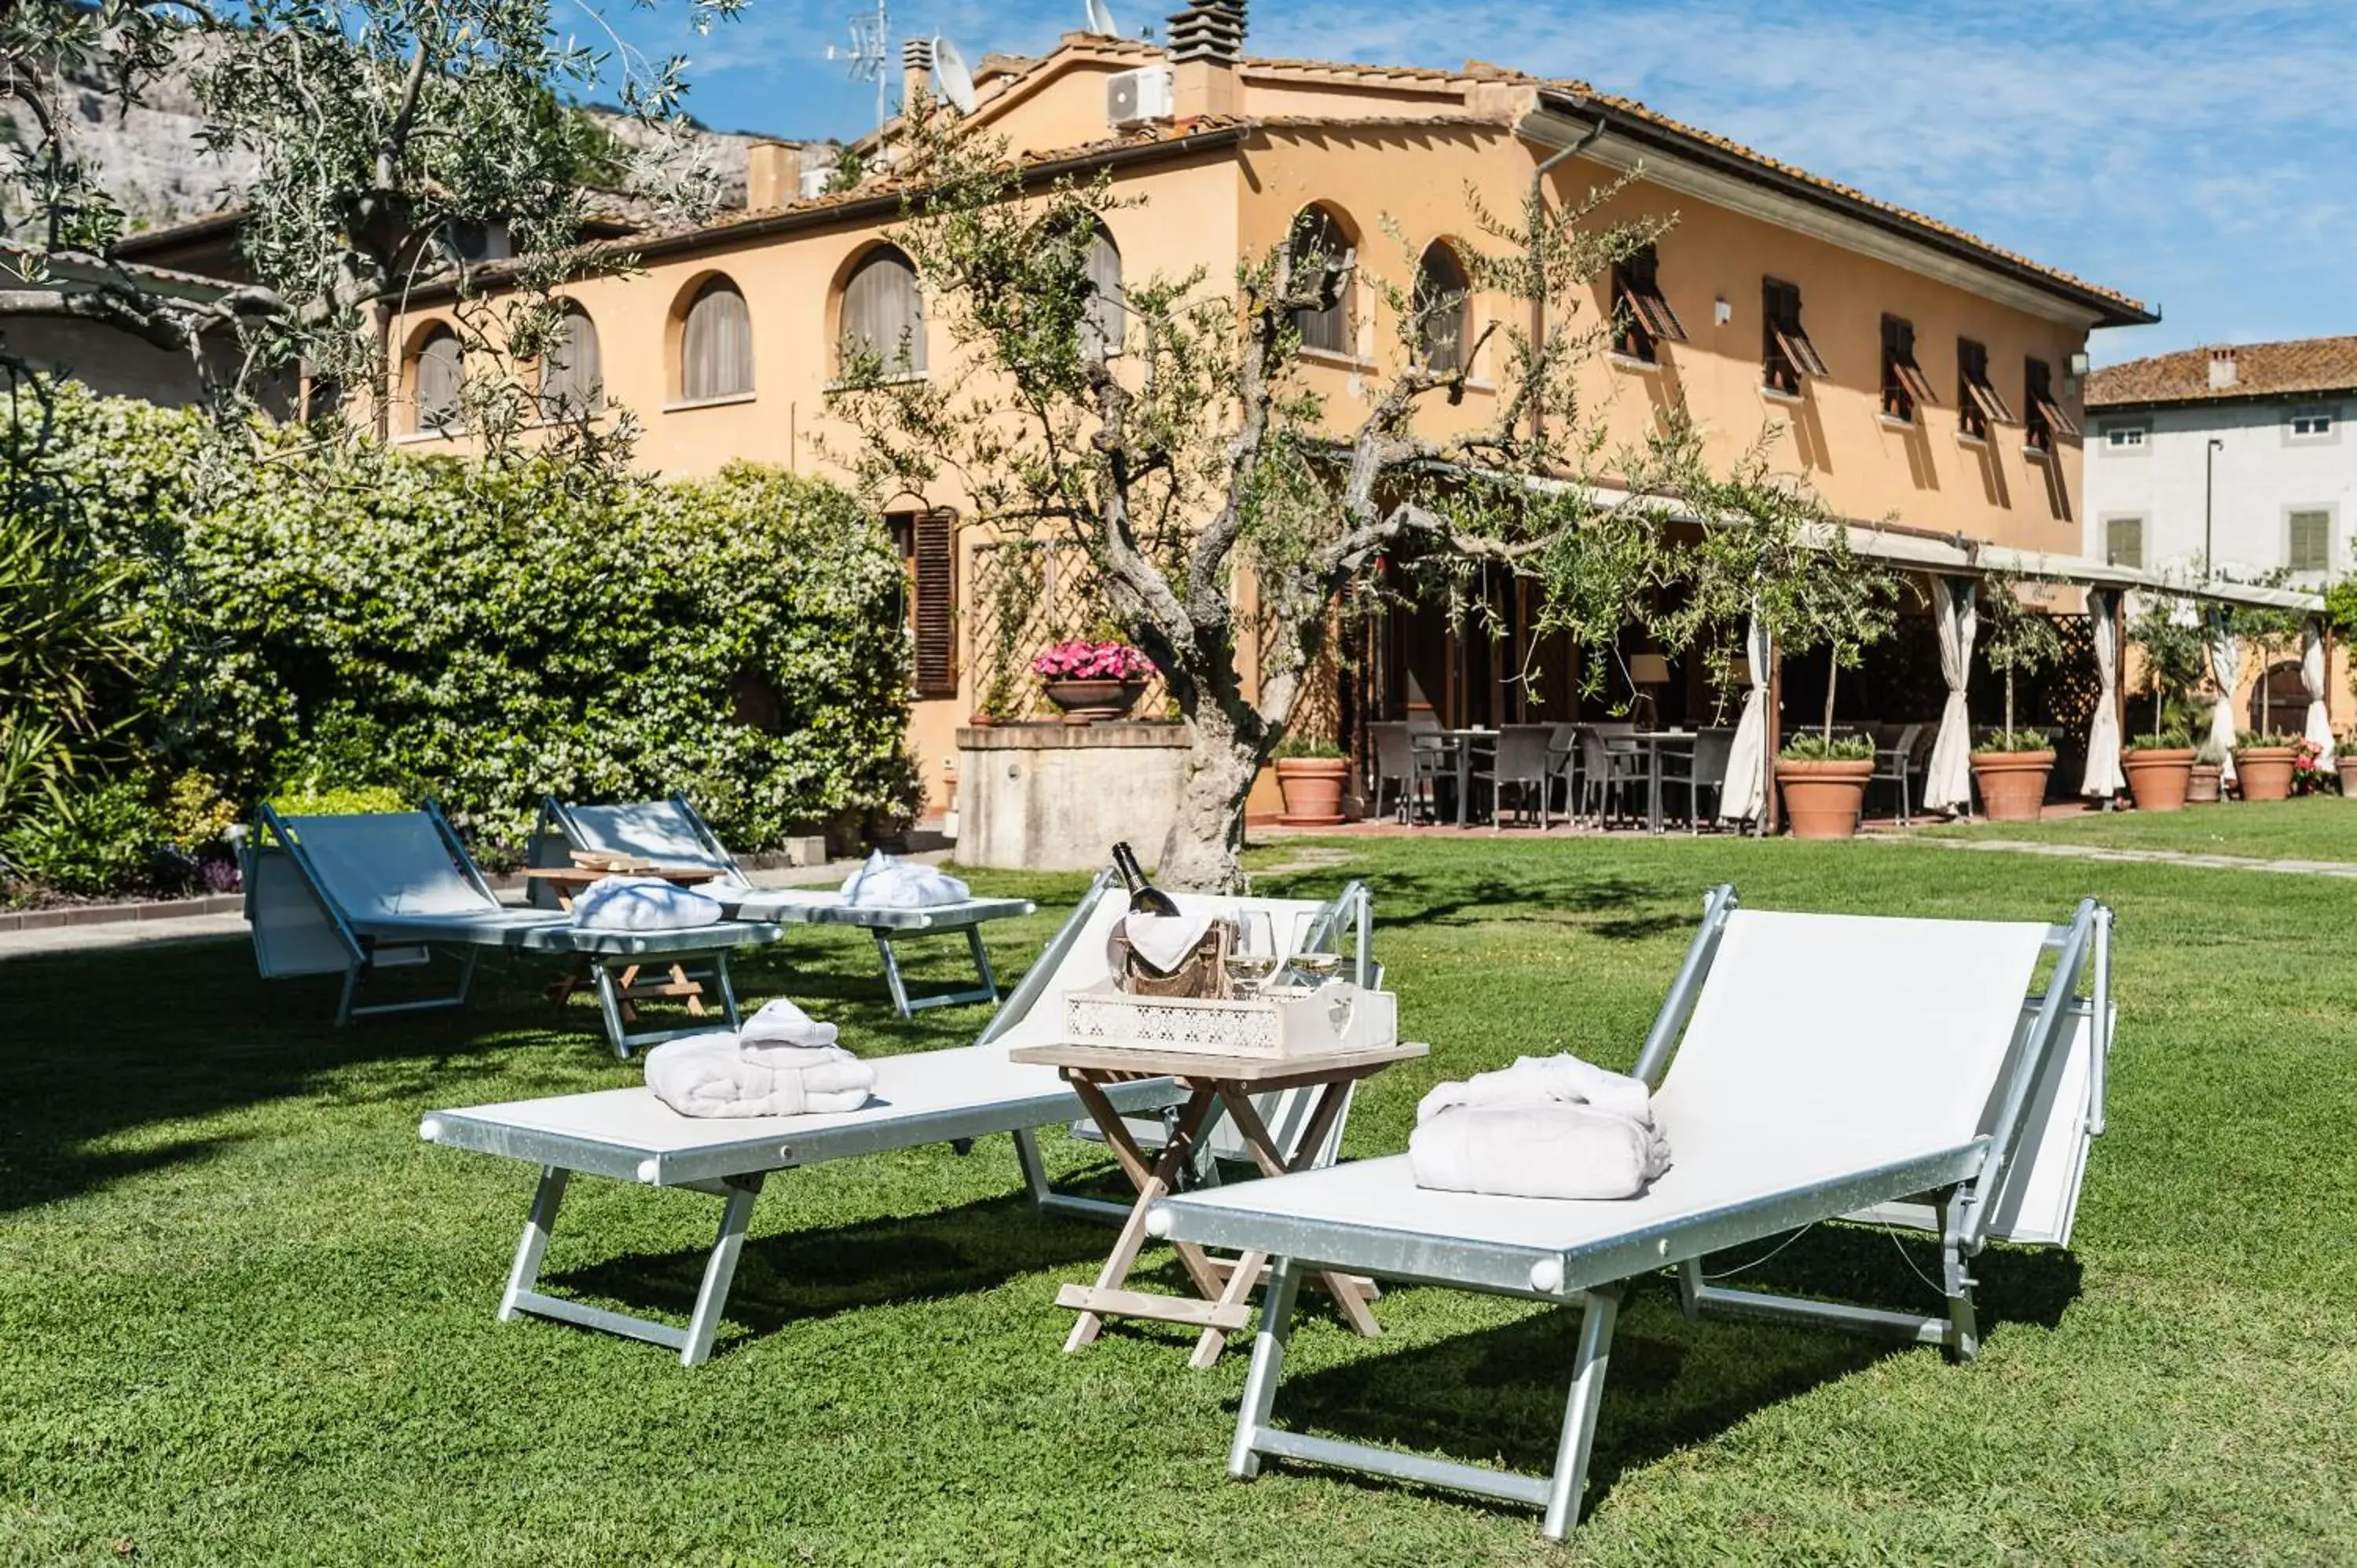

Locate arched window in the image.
[1081,226,1124,358]
[680,277,753,401]
[1287,206,1355,357]
[412,325,464,434]
[839,246,926,376]
[538,305,604,419]
[1415,242,1470,373]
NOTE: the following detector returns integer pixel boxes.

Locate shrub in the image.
[2128,728,2192,751]
[0,776,168,897]
[8,380,918,852]
[1973,727,2055,756]
[266,784,412,818]
[2237,732,2303,750]
[1272,735,1344,760]
[1780,732,1872,762]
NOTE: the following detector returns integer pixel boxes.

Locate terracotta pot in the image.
[1274,757,1350,826]
[2186,763,2223,804]
[2122,748,2194,812]
[1042,679,1144,726]
[2338,757,2357,797]
[1970,749,2055,822]
[2234,746,2297,801]
[1774,758,1873,840]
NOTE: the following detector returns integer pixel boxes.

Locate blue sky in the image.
[580,0,2357,366]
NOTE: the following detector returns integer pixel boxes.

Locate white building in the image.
[2084,336,2357,588]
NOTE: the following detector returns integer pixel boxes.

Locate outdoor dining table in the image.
[1006,1035,1428,1367]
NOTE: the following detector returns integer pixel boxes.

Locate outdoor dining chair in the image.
[1575,727,1653,828]
[1659,727,1736,831]
[1369,723,1447,823]
[1870,724,1927,826]
[1475,724,1558,830]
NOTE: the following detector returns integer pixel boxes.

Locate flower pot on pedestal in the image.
[1042,680,1145,725]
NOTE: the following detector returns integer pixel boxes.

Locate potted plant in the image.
[2122,592,2203,812]
[2234,731,2301,800]
[1032,639,1153,724]
[2187,738,2226,804]
[1968,572,2063,822]
[1271,735,1350,826]
[2339,733,2357,797]
[1777,731,1877,839]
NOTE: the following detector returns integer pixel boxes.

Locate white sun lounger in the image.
[419,876,1378,1365]
[242,801,785,1057]
[529,793,1035,1018]
[1146,885,2113,1541]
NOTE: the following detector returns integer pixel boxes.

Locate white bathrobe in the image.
[571,875,724,931]
[643,1031,876,1119]
[838,851,970,908]
[1409,1053,1671,1201]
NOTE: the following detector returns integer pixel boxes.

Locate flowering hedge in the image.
[9,382,917,861]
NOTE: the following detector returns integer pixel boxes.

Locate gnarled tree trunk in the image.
[1157,698,1264,892]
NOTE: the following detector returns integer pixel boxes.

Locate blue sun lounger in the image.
[1146,886,2113,1541]
[529,793,1034,1018]
[242,801,784,1057]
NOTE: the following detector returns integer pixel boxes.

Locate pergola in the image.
[1446,466,2333,827]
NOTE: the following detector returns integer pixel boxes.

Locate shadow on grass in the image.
[544,1185,1125,1355]
[1248,1224,2085,1521]
[0,924,1011,1214]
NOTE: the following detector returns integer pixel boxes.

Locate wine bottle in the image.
[1111,841,1181,918]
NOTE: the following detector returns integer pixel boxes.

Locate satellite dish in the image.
[1083,0,1120,35]
[932,35,977,115]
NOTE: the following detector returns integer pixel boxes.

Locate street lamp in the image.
[2203,437,2224,580]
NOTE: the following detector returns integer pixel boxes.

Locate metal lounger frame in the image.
[535,791,1028,1019]
[424,874,1381,1365]
[1163,885,2113,1540]
[249,800,756,1057]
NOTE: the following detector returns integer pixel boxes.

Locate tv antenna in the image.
[1083,0,1120,35]
[932,34,977,116]
[826,0,892,130]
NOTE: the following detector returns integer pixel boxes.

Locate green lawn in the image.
[4,839,2355,1564]
[1921,796,2357,864]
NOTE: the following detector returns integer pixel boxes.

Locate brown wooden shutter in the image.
[912,508,959,698]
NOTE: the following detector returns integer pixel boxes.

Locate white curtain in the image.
[2209,621,2243,784]
[1720,613,1772,825]
[2302,614,2335,766]
[2081,588,2126,797]
[1923,576,1978,814]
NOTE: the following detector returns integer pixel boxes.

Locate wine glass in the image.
[1225,910,1280,997]
[1285,912,1348,987]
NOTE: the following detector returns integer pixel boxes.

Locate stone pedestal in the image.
[957,723,1188,871]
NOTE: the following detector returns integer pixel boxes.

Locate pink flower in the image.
[1031,639,1153,681]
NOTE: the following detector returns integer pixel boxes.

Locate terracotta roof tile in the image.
[2086,336,2357,408]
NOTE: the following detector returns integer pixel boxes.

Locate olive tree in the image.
[827,108,1808,889]
[2,0,739,458]
[1976,570,2065,752]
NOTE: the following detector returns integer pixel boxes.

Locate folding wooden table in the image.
[524,860,733,1020]
[1006,1038,1428,1368]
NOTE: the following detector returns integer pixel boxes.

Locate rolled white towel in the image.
[572,875,724,932]
[1416,1052,1655,1130]
[643,1031,877,1119]
[839,850,970,909]
[739,997,839,1053]
[1409,1103,1671,1201]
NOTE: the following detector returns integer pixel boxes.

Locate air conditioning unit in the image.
[1106,66,1175,128]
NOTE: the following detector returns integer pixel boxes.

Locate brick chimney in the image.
[1167,1,1244,119]
[2209,346,2239,390]
[902,37,934,115]
[745,141,803,210]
